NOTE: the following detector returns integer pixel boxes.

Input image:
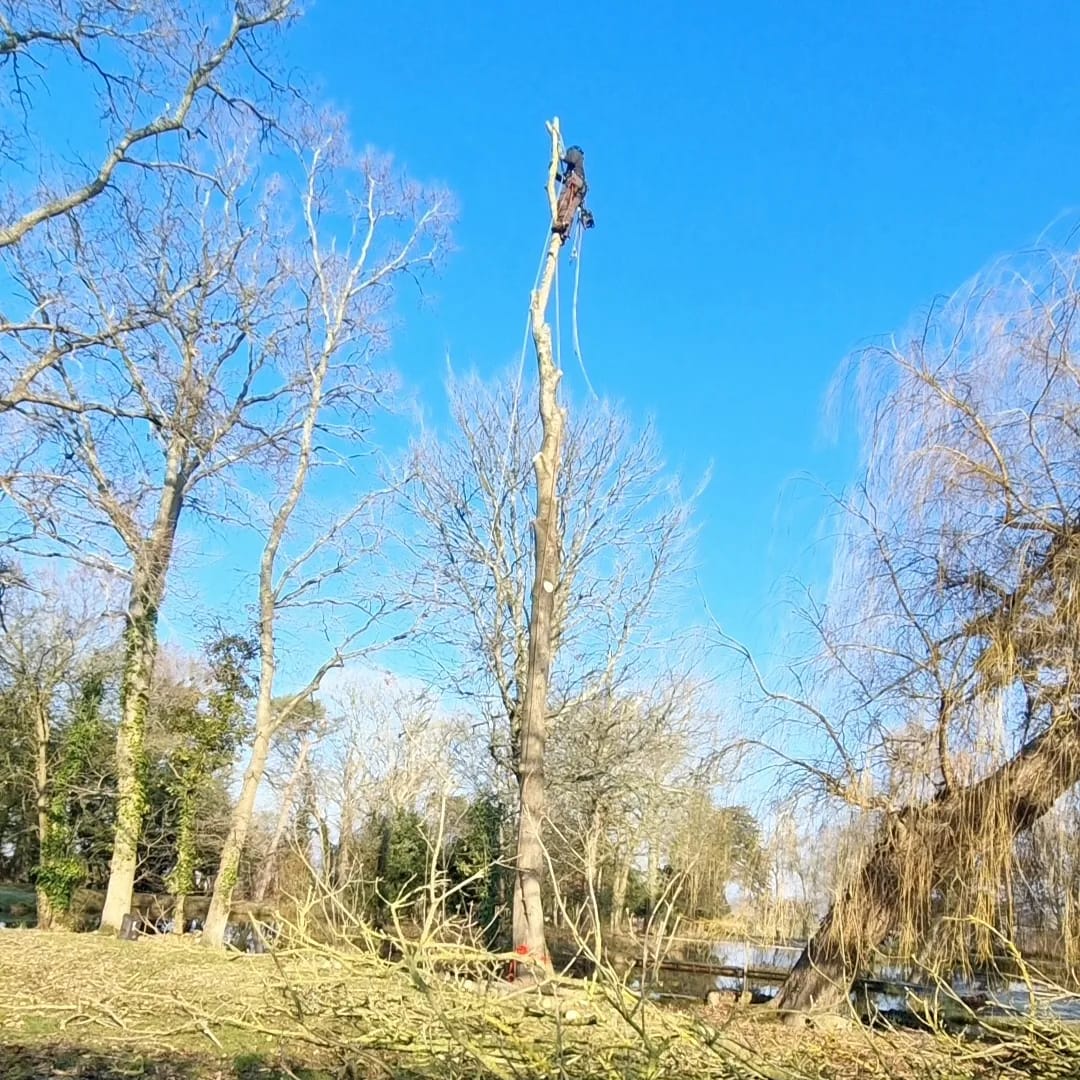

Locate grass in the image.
[0,930,1047,1080]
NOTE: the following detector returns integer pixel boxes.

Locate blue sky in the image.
[7,1,1079,691]
[272,0,1080,664]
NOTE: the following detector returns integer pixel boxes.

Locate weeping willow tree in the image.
[743,238,1080,1015]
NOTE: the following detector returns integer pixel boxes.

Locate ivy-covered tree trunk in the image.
[100,463,186,934]
[169,795,196,936]
[99,582,159,932]
[33,696,56,930]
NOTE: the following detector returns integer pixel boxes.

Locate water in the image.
[621,937,1080,1024]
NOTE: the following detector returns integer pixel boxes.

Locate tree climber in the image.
[552,145,595,239]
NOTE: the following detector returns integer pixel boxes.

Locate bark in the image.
[99,463,185,933]
[172,894,186,936]
[98,594,158,933]
[774,718,1080,1017]
[201,688,274,947]
[645,833,659,923]
[511,121,568,978]
[33,696,54,929]
[610,849,632,933]
[252,734,312,903]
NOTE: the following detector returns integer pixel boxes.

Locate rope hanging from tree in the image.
[552,138,598,398]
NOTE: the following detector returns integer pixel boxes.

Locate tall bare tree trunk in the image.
[253,733,313,903]
[610,848,632,934]
[202,669,275,947]
[198,133,446,949]
[645,833,660,923]
[511,119,570,978]
[775,719,1080,1017]
[100,467,185,933]
[581,809,604,959]
[203,273,329,947]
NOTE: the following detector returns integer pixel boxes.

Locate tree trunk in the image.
[645,833,660,924]
[203,263,336,947]
[511,121,568,979]
[172,894,186,935]
[202,699,274,947]
[610,849,632,934]
[582,812,603,959]
[253,734,312,903]
[99,582,160,932]
[100,457,186,934]
[33,696,55,930]
[774,718,1080,1018]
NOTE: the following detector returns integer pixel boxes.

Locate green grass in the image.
[0,930,1032,1080]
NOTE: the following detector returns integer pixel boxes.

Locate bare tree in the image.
[545,671,710,946]
[509,119,570,974]
[0,122,321,931]
[200,138,452,947]
[407,371,693,771]
[252,705,325,904]
[732,240,1080,1015]
[0,0,294,248]
[307,676,465,902]
[403,122,698,973]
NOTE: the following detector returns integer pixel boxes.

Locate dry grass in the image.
[0,930,1025,1080]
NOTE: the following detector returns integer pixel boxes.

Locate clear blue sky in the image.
[274,0,1079,662]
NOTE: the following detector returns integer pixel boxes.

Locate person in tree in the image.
[552,145,595,238]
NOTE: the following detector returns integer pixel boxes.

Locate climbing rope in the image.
[505,142,597,486]
[569,216,598,399]
[554,244,562,373]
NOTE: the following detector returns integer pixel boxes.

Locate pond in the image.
[600,937,1080,1025]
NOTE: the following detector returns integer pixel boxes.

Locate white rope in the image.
[554,245,562,374]
[570,218,598,399]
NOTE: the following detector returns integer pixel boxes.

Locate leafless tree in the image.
[728,239,1080,1015]
[405,352,696,969]
[545,669,711,947]
[504,119,568,974]
[407,369,694,770]
[252,706,325,904]
[1,0,294,248]
[1,119,320,931]
[200,139,452,947]
[309,675,465,896]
